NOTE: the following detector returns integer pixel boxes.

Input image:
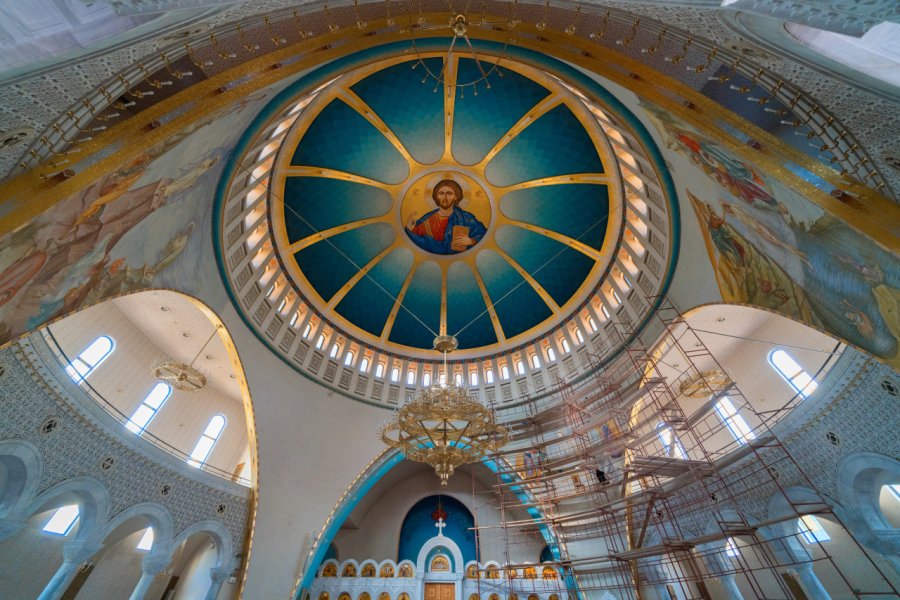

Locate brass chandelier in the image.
[379,335,508,485]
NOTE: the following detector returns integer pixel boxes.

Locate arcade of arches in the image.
[0,1,898,599]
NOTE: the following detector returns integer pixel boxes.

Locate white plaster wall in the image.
[221,301,391,599]
[49,299,249,477]
[0,508,68,598]
[76,528,146,599]
[334,467,544,565]
[175,538,220,600]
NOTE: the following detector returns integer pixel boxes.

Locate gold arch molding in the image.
[268,52,624,356]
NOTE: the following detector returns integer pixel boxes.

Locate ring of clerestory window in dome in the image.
[267,54,623,354]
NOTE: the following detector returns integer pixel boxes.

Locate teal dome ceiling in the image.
[271,55,618,353]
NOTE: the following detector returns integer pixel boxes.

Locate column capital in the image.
[209,566,231,584]
[62,540,104,565]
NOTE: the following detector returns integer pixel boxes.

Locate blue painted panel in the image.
[485,104,603,187]
[398,495,476,565]
[499,184,609,250]
[294,223,395,302]
[291,98,409,184]
[495,226,596,307]
[283,177,393,242]
[476,250,552,338]
[446,262,497,349]
[388,261,441,348]
[351,58,445,165]
[451,59,550,165]
[335,247,414,336]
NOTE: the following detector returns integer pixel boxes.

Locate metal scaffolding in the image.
[478,296,898,600]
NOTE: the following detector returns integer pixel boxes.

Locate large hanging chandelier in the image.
[380,335,508,485]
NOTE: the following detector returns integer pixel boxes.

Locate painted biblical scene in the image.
[640,101,900,367]
[0,88,274,346]
[401,174,490,255]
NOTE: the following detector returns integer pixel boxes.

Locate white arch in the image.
[0,439,43,518]
[416,534,464,574]
[377,559,397,576]
[340,558,360,576]
[320,559,339,577]
[23,476,111,542]
[171,519,234,569]
[359,559,378,576]
[838,451,900,530]
[91,502,175,555]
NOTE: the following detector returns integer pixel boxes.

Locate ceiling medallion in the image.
[152,325,221,392]
[379,334,508,484]
[678,369,732,399]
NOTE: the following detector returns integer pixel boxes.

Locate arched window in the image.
[531,354,541,369]
[561,339,571,353]
[714,397,755,445]
[66,335,115,382]
[423,372,432,386]
[612,289,622,304]
[574,328,584,344]
[375,363,384,378]
[359,357,370,373]
[454,372,463,386]
[769,349,817,398]
[329,344,339,359]
[290,311,300,327]
[515,360,525,376]
[391,367,400,382]
[126,383,172,434]
[588,316,598,331]
[546,347,556,361]
[470,371,478,386]
[501,365,510,380]
[344,351,354,366]
[656,423,687,459]
[42,505,79,535]
[621,274,632,289]
[136,528,154,551]
[407,370,416,385]
[799,515,830,544]
[315,334,325,350]
[189,415,227,467]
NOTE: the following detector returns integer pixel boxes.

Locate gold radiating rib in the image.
[286,215,390,254]
[495,215,604,262]
[443,55,458,161]
[478,94,563,167]
[380,261,419,341]
[500,173,610,192]
[468,260,506,344]
[440,266,448,336]
[491,246,562,314]
[340,89,418,166]
[327,241,400,309]
[282,166,398,190]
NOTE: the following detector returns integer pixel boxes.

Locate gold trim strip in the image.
[286,215,391,254]
[327,241,400,308]
[467,256,507,343]
[499,173,611,192]
[339,88,418,166]
[495,215,604,262]
[478,94,563,167]
[492,246,562,314]
[283,166,399,190]
[381,260,419,340]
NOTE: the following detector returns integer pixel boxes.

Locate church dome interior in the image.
[0,1,898,600]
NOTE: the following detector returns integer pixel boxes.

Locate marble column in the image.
[794,565,831,600]
[37,540,104,600]
[128,554,171,600]
[204,566,231,600]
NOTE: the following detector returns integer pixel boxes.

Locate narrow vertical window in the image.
[42,505,79,535]
[547,347,556,362]
[315,334,325,349]
[531,355,541,369]
[360,357,370,373]
[588,316,598,331]
[344,351,354,366]
[516,360,525,376]
[189,415,227,467]
[391,366,400,382]
[329,344,339,359]
[290,312,300,327]
[656,423,687,459]
[470,371,479,386]
[600,306,609,321]
[612,289,622,304]
[485,369,495,384]
[407,370,416,385]
[423,372,432,386]
[561,339,571,354]
[303,323,313,339]
[126,383,172,434]
[574,329,584,344]
[136,528,154,551]
[375,363,384,378]
[501,365,510,380]
[66,336,115,382]
[715,397,755,445]
[799,515,830,544]
[454,372,462,386]
[769,349,817,398]
[621,274,632,289]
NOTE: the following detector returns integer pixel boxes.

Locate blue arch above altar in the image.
[398,495,476,565]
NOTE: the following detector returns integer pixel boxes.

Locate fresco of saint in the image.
[405,179,487,254]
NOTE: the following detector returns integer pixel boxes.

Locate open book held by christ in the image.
[450,226,470,253]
